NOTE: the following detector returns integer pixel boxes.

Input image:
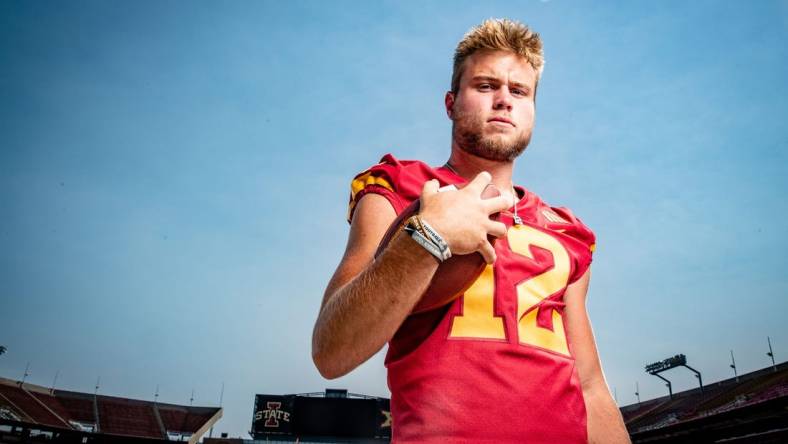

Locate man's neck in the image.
[446,145,517,201]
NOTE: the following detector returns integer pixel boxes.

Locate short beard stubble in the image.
[451,110,531,162]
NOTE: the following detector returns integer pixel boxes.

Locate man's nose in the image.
[493,88,513,111]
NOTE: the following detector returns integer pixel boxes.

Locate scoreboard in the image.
[252,391,391,440]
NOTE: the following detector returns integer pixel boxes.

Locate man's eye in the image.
[478,84,492,91]
[512,88,527,96]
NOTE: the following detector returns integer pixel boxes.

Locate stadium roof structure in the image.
[621,361,788,443]
[0,376,222,444]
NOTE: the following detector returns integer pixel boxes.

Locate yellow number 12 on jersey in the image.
[449,225,572,356]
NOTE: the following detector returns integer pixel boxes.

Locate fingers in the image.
[486,220,508,238]
[483,195,513,214]
[465,171,492,194]
[478,240,497,264]
[420,179,440,199]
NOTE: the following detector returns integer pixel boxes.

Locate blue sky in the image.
[1,0,787,437]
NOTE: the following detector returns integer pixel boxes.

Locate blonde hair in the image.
[451,19,544,94]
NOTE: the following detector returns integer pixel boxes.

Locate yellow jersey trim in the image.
[347,173,395,221]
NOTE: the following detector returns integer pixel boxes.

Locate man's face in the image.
[446,49,537,162]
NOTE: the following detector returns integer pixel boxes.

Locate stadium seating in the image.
[0,377,221,443]
[97,396,163,438]
[623,362,788,442]
[0,381,66,427]
[158,404,217,434]
[28,390,76,423]
[50,390,96,423]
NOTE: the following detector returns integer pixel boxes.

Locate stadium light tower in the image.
[652,372,672,399]
[767,337,776,372]
[21,362,30,385]
[730,350,739,382]
[50,370,60,395]
[645,354,704,399]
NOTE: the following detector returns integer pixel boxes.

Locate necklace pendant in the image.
[513,214,523,226]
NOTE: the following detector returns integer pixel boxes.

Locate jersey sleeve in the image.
[550,206,596,284]
[347,154,408,223]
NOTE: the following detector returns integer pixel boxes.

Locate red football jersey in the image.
[348,154,596,443]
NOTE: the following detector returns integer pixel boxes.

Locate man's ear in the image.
[444,91,455,120]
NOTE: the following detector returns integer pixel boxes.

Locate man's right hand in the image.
[417,172,510,263]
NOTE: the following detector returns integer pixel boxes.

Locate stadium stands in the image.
[622,362,788,443]
[0,377,221,444]
[96,396,163,438]
[47,391,97,426]
[0,382,66,428]
[158,404,218,435]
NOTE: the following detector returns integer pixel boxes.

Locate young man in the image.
[312,19,630,443]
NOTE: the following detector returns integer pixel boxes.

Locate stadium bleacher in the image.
[0,377,221,444]
[0,382,65,427]
[97,396,164,438]
[158,404,219,435]
[46,391,96,425]
[622,362,788,443]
